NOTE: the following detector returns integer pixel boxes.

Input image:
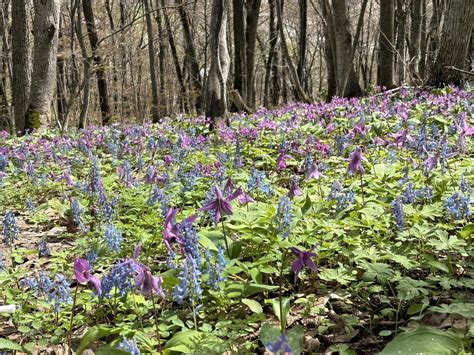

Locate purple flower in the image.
[290,246,317,282]
[277,153,289,170]
[135,264,164,298]
[199,186,240,224]
[347,147,366,175]
[287,176,302,198]
[266,332,293,354]
[163,208,197,251]
[73,258,102,295]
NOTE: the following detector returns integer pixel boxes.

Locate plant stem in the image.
[151,294,161,351]
[278,250,288,332]
[360,174,365,203]
[221,220,231,258]
[68,284,79,354]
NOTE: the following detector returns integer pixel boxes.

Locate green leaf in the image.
[381,327,463,354]
[243,283,278,297]
[164,330,204,354]
[301,193,312,215]
[272,297,291,329]
[198,234,218,251]
[286,325,304,355]
[242,298,263,314]
[0,338,31,354]
[76,325,119,355]
[95,348,130,355]
[259,323,281,349]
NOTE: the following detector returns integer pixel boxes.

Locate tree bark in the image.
[244,0,261,107]
[0,0,11,132]
[408,0,422,81]
[327,0,363,98]
[297,0,307,89]
[176,0,203,111]
[426,0,474,86]
[396,0,407,83]
[275,0,311,103]
[206,0,230,128]
[378,0,396,89]
[24,0,61,132]
[82,0,111,125]
[143,0,160,123]
[232,0,246,103]
[12,0,31,133]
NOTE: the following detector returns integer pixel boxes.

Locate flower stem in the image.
[278,250,288,332]
[151,294,161,351]
[221,220,231,258]
[360,174,365,203]
[68,284,79,354]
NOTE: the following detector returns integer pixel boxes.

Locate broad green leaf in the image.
[77,325,120,355]
[272,297,291,329]
[0,338,31,354]
[242,298,263,314]
[381,327,463,354]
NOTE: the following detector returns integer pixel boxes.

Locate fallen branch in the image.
[229,90,252,113]
[443,65,474,76]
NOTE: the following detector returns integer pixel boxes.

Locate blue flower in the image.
[117,337,140,355]
[391,197,405,231]
[173,262,189,305]
[276,196,292,239]
[445,192,471,220]
[101,261,135,298]
[103,223,123,253]
[2,211,18,245]
[38,240,51,257]
[70,198,86,231]
[0,252,5,270]
[266,332,293,354]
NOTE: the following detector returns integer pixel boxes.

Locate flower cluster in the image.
[2,211,18,245]
[276,196,292,239]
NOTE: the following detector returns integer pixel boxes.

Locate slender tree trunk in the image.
[427,0,473,86]
[12,0,31,133]
[329,0,363,97]
[264,0,279,107]
[0,0,11,132]
[408,0,422,81]
[418,0,428,79]
[320,0,337,100]
[244,0,261,107]
[176,0,203,111]
[24,0,61,131]
[275,0,311,103]
[206,0,230,127]
[378,0,396,89]
[396,0,407,83]
[82,0,111,125]
[232,0,246,103]
[297,0,307,89]
[143,0,160,122]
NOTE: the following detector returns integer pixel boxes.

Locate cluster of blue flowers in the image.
[101,261,135,298]
[276,196,292,239]
[173,220,203,304]
[391,197,405,231]
[327,181,355,211]
[205,246,227,290]
[2,210,18,245]
[445,192,471,220]
[22,272,72,314]
[248,168,273,196]
[401,183,433,204]
[103,223,123,253]
[70,197,86,231]
[117,337,140,354]
[118,161,134,187]
[37,240,51,257]
[148,185,169,217]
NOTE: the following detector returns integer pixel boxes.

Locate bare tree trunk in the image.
[176,0,203,111]
[408,0,422,81]
[297,0,307,89]
[328,0,363,97]
[232,0,246,104]
[264,0,279,107]
[427,0,473,86]
[12,0,31,133]
[418,0,428,79]
[160,0,188,113]
[82,0,111,125]
[206,0,230,128]
[276,0,311,103]
[0,0,11,132]
[396,0,407,83]
[378,0,396,89]
[24,0,61,131]
[143,0,160,122]
[244,0,261,107]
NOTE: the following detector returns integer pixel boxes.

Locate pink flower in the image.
[290,247,317,282]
